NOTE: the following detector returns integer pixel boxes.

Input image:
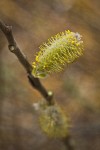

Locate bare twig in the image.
[62,135,75,150]
[0,20,75,150]
[0,20,53,105]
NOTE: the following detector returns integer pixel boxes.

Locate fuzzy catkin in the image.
[39,104,69,138]
[32,30,84,78]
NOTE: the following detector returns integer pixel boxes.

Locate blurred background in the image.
[0,0,100,150]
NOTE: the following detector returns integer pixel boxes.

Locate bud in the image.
[32,30,84,78]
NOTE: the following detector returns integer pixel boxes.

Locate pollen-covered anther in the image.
[32,62,36,68]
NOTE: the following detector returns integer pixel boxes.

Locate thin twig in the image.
[0,20,53,105]
[0,20,75,150]
[62,135,75,150]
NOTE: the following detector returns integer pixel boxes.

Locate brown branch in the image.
[62,135,75,150]
[0,20,53,105]
[0,20,75,150]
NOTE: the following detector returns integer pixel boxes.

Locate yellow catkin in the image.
[32,30,84,78]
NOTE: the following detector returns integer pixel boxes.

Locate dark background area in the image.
[0,0,100,150]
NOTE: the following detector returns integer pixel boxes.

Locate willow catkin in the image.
[39,103,69,138]
[33,100,69,138]
[32,30,84,78]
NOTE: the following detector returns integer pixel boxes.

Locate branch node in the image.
[6,25,12,33]
[9,45,16,52]
[48,91,53,96]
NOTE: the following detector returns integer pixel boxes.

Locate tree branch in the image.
[0,20,75,150]
[62,135,75,150]
[0,20,53,105]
